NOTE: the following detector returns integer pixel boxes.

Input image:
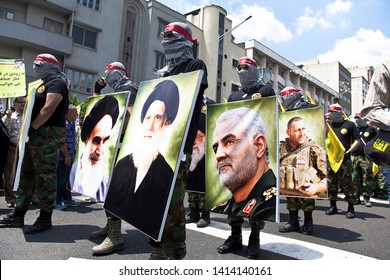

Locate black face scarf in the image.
[356,118,367,128]
[329,111,344,123]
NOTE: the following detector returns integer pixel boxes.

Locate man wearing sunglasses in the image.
[228,57,275,102]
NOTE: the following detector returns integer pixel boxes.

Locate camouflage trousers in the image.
[15,126,65,213]
[148,156,189,259]
[375,167,388,192]
[352,155,376,197]
[187,192,206,211]
[285,197,315,212]
[327,157,355,202]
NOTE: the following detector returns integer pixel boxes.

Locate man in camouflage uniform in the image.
[148,22,208,260]
[0,53,69,233]
[278,87,322,235]
[326,104,360,218]
[279,116,327,235]
[351,113,377,207]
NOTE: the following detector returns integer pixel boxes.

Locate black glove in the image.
[94,78,106,93]
[28,127,36,137]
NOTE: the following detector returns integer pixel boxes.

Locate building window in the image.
[66,68,94,95]
[157,19,169,37]
[122,9,136,75]
[72,24,97,49]
[0,8,14,20]
[43,18,64,35]
[77,0,101,11]
[155,51,166,70]
[232,58,239,68]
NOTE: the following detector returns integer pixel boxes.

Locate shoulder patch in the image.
[243,198,257,214]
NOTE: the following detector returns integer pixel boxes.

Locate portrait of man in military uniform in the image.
[279,115,328,198]
[211,105,277,221]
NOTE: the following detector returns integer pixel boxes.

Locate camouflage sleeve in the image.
[310,144,327,180]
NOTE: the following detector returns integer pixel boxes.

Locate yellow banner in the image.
[0,59,26,98]
[325,123,345,173]
[306,91,316,105]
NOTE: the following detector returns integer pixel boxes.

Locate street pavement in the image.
[0,190,389,260]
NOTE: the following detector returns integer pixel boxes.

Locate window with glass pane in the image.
[66,68,94,94]
[85,29,97,49]
[72,25,84,45]
[72,24,97,49]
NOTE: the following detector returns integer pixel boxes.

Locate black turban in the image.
[198,112,206,134]
[81,96,119,142]
[141,80,179,124]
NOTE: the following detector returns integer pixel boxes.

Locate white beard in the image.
[77,152,105,198]
[189,140,205,172]
[132,129,166,192]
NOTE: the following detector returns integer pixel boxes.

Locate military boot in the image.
[278,210,300,232]
[246,220,263,259]
[197,211,210,228]
[346,202,355,219]
[25,210,52,234]
[92,219,125,255]
[89,219,109,240]
[185,203,200,223]
[302,211,313,235]
[363,196,372,207]
[217,225,242,254]
[0,208,27,227]
[147,238,168,260]
[325,200,338,215]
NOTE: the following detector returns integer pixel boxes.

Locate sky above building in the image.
[157,0,390,69]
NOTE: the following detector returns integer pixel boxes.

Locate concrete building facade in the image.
[1,1,338,109]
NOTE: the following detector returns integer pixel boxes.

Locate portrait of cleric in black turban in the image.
[105,72,203,241]
[70,94,127,201]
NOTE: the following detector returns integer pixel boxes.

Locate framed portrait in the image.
[104,70,204,241]
[69,91,130,201]
[278,106,328,199]
[206,96,278,222]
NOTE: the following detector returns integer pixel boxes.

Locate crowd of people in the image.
[0,21,389,260]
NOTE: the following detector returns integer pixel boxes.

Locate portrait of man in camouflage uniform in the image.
[279,116,327,198]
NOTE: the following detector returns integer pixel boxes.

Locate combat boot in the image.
[217,225,242,254]
[346,202,355,219]
[197,211,210,228]
[0,208,27,227]
[147,238,168,260]
[92,219,125,255]
[246,220,263,259]
[302,211,313,235]
[363,196,372,207]
[325,200,338,215]
[89,219,109,240]
[185,203,200,223]
[25,210,52,234]
[279,210,300,232]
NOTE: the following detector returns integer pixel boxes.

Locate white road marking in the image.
[186,220,376,260]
